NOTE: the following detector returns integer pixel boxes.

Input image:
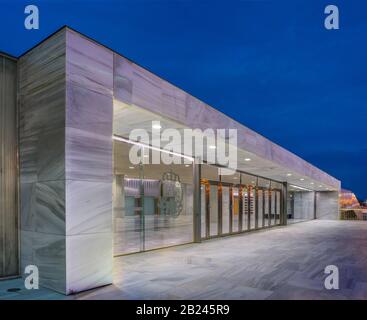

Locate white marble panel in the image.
[132,65,163,112]
[316,191,339,220]
[19,124,65,184]
[33,232,66,294]
[65,126,112,182]
[66,82,113,136]
[20,230,34,272]
[20,182,36,232]
[21,180,65,235]
[66,232,113,294]
[66,29,113,96]
[34,181,65,235]
[113,54,133,104]
[66,180,112,235]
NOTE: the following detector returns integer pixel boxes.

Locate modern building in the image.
[0,26,340,295]
[339,189,366,220]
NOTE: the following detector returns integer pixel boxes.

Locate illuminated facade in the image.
[0,27,341,294]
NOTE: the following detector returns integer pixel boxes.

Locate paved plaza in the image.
[1,220,367,300]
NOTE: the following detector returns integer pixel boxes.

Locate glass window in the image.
[222,186,230,234]
[201,164,220,238]
[257,188,264,228]
[232,186,240,232]
[113,141,144,255]
[113,139,194,254]
[210,185,219,236]
[144,162,194,250]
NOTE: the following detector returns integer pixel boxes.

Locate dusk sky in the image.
[1,0,366,199]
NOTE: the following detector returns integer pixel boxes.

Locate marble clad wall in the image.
[18,29,67,293]
[293,192,315,220]
[65,29,113,294]
[316,191,340,220]
[0,54,19,278]
[19,28,114,294]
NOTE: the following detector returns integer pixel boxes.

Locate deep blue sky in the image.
[1,0,366,199]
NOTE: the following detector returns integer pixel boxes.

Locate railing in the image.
[340,209,367,220]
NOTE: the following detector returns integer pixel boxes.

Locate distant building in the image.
[339,189,367,220]
[339,189,361,209]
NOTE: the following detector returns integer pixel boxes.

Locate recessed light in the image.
[152,124,162,129]
[245,158,251,161]
[129,166,134,169]
[300,178,304,181]
[310,182,314,185]
[319,185,322,187]
[287,173,292,177]
[209,145,216,149]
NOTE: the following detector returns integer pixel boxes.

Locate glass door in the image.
[222,185,230,234]
[113,163,144,255]
[232,186,240,232]
[209,184,219,237]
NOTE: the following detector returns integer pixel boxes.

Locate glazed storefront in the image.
[112,136,288,256]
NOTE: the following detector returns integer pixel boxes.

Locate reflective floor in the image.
[2,220,367,300]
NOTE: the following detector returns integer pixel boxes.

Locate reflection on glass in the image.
[257,189,264,228]
[264,190,270,227]
[232,187,239,232]
[222,186,230,234]
[201,184,206,238]
[242,187,249,231]
[210,185,219,236]
[249,187,256,229]
[144,163,194,250]
[113,140,193,255]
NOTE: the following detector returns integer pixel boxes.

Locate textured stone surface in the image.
[316,191,340,220]
[64,28,114,294]
[18,29,67,292]
[18,28,114,294]
[0,54,18,278]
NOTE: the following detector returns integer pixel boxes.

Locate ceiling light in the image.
[185,164,190,167]
[209,145,216,149]
[129,166,134,169]
[319,185,322,187]
[310,182,314,185]
[289,184,312,191]
[245,158,251,161]
[300,178,304,181]
[287,173,292,177]
[152,124,162,129]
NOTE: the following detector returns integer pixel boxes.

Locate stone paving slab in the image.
[1,220,367,300]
